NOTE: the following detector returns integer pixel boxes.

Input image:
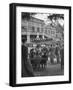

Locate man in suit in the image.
[60,45,64,70]
[55,44,60,64]
[22,40,34,77]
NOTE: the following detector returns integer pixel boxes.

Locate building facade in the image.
[21,17,58,44]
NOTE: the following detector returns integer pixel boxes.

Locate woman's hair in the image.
[22,39,26,44]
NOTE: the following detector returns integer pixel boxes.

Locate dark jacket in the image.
[55,47,59,56]
[22,45,34,77]
[60,48,64,65]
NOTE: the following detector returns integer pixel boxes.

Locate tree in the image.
[48,14,64,20]
[47,14,64,41]
[47,14,64,27]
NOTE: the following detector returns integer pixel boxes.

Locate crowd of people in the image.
[30,44,64,65]
[21,40,64,77]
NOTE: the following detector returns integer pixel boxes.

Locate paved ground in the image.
[34,64,64,76]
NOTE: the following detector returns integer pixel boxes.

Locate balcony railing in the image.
[21,28,57,39]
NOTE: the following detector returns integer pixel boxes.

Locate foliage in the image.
[47,14,64,27]
[48,14,64,21]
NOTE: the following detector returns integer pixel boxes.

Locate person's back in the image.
[55,47,59,56]
[40,52,48,66]
[60,47,64,69]
[22,44,34,77]
[42,52,47,58]
[22,45,28,60]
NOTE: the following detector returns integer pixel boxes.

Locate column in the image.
[27,33,30,43]
[26,21,30,43]
[42,34,45,39]
[37,33,39,38]
[26,21,30,57]
[42,27,45,39]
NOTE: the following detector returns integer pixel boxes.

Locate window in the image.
[51,31,55,34]
[41,28,43,33]
[32,26,35,32]
[37,27,40,32]
[45,29,47,34]
[48,30,50,34]
[21,26,27,32]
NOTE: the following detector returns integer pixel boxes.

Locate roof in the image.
[31,17,44,22]
[22,16,45,25]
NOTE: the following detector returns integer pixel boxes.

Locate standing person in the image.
[55,44,60,64]
[60,45,64,70]
[49,45,54,64]
[22,40,34,77]
[41,52,48,68]
[30,49,34,58]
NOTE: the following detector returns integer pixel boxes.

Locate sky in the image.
[33,13,50,24]
[33,13,64,26]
